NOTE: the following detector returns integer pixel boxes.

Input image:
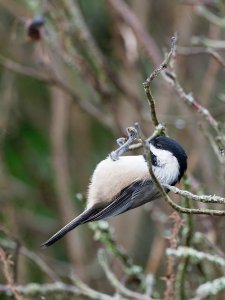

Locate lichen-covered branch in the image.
[161,36,225,160]
[98,250,154,300]
[167,246,225,267]
[175,178,193,300]
[192,277,225,300]
[164,184,225,204]
[0,282,116,300]
[163,213,182,300]
[88,221,142,278]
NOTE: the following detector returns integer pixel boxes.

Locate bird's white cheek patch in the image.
[150,145,180,184]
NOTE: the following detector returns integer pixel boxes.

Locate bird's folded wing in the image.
[41,180,159,248]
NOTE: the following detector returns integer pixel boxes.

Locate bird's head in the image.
[148,136,187,184]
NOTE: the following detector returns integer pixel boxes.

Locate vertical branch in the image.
[50,87,85,275]
[175,176,193,300]
[0,247,24,300]
[143,34,178,128]
[163,214,182,300]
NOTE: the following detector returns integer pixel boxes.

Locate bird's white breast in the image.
[87,149,180,209]
[87,156,149,208]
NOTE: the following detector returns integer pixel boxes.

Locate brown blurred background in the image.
[0,0,225,299]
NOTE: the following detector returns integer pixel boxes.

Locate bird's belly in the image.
[87,156,149,208]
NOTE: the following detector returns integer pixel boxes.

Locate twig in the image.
[144,34,178,85]
[164,184,225,204]
[0,282,116,300]
[180,0,221,6]
[62,0,108,85]
[0,247,23,300]
[190,36,225,49]
[163,213,182,300]
[88,221,142,277]
[0,238,59,282]
[202,128,225,164]
[175,177,193,300]
[191,276,225,300]
[71,272,117,300]
[163,63,220,133]
[196,5,225,27]
[134,123,166,198]
[98,250,154,300]
[50,0,142,111]
[193,232,225,259]
[135,122,225,216]
[163,70,225,158]
[163,35,225,161]
[143,34,178,127]
[167,246,225,267]
[0,54,113,129]
[178,46,225,69]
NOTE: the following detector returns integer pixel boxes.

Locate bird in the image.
[41,135,187,248]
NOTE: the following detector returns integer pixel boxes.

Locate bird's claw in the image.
[110,126,138,161]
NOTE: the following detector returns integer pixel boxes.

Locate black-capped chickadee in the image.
[41,135,187,248]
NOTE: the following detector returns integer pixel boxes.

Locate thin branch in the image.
[0,282,116,300]
[88,221,142,277]
[49,0,142,111]
[135,123,225,216]
[0,54,55,83]
[191,276,225,300]
[167,246,225,267]
[62,0,108,85]
[175,177,193,300]
[144,34,178,85]
[0,54,113,128]
[190,36,225,49]
[163,59,220,134]
[163,70,225,158]
[163,213,182,300]
[71,273,118,300]
[164,184,225,204]
[98,250,154,300]
[134,123,167,199]
[143,34,178,127]
[0,238,59,282]
[0,248,24,300]
[178,46,225,69]
[196,5,225,27]
[205,128,225,164]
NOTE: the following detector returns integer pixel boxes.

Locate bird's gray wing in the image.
[89,179,161,220]
[41,180,161,248]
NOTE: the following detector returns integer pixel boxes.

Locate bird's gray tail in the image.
[41,206,99,248]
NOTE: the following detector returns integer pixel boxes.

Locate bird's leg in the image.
[110,126,138,161]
